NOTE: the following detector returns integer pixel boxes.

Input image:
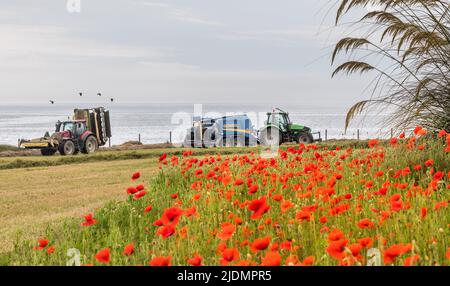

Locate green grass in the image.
[0,147,255,170]
[0,140,387,171]
[2,138,449,266]
[0,145,19,152]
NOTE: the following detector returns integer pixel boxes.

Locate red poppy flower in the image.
[95,248,110,264]
[368,139,379,148]
[248,185,258,194]
[296,210,311,222]
[159,153,167,162]
[285,255,299,266]
[234,179,244,186]
[187,254,203,266]
[46,246,55,254]
[144,205,153,213]
[438,130,447,138]
[136,184,145,191]
[357,218,375,229]
[413,126,423,135]
[157,224,176,239]
[328,229,344,241]
[184,206,197,217]
[217,222,236,241]
[126,187,138,195]
[348,243,363,257]
[420,207,427,219]
[195,169,203,176]
[261,251,281,266]
[248,196,271,219]
[357,237,373,248]
[433,171,445,181]
[404,255,420,266]
[280,240,292,251]
[35,238,49,250]
[384,243,412,264]
[251,236,271,252]
[160,207,184,225]
[131,172,141,180]
[281,200,294,213]
[425,159,434,167]
[82,213,97,226]
[220,248,240,266]
[123,243,134,256]
[149,256,171,266]
[446,248,450,259]
[326,239,348,260]
[301,256,315,266]
[134,190,147,200]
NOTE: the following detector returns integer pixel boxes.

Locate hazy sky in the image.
[0,0,371,107]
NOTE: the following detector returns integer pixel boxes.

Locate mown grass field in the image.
[0,146,255,254]
[1,132,449,266]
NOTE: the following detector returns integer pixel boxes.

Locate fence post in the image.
[390,128,393,139]
[170,131,172,144]
[357,129,360,140]
[138,133,141,144]
[325,129,328,141]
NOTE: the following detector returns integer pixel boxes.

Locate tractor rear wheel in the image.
[59,140,76,156]
[83,136,98,154]
[259,128,281,147]
[297,132,314,144]
[41,148,57,156]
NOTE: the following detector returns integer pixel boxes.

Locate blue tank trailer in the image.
[183,109,321,148]
[183,115,258,148]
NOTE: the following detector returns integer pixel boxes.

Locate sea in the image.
[0,103,391,147]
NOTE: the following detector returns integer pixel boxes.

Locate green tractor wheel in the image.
[296,132,314,144]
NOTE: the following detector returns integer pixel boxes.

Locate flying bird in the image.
[49,100,55,105]
[79,92,83,97]
[110,98,114,102]
[97,92,102,97]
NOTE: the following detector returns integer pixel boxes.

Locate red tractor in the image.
[19,107,111,156]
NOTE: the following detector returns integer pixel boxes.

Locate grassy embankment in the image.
[0,140,407,256]
[0,145,256,255]
[1,137,449,266]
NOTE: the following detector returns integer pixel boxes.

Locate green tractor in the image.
[259,108,321,146]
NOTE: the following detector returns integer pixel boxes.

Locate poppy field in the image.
[6,127,450,266]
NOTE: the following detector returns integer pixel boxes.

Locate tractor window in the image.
[62,122,75,132]
[76,123,86,135]
[268,114,288,126]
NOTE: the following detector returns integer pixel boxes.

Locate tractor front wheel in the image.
[59,140,76,156]
[41,148,57,156]
[83,136,98,154]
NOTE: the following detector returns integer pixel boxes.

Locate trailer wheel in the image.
[41,148,57,156]
[83,136,98,154]
[59,140,75,156]
[297,132,313,144]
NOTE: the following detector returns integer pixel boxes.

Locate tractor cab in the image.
[54,120,88,140]
[266,110,291,132]
[259,108,321,146]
